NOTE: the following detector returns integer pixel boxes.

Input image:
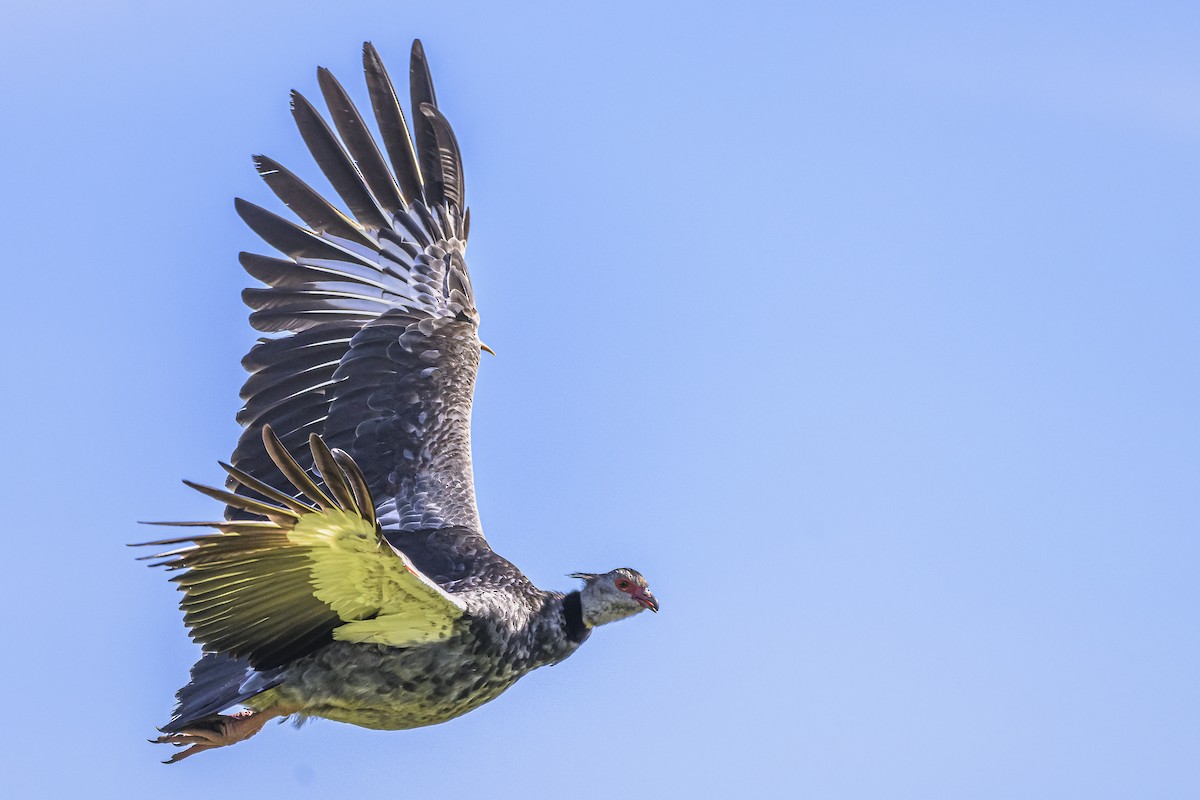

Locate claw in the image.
[156,732,218,746]
[163,744,211,764]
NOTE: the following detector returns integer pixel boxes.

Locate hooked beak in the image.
[480,342,497,356]
[634,589,659,613]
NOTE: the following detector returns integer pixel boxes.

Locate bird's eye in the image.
[616,579,630,590]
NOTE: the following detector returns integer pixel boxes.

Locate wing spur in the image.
[230,41,483,535]
[139,427,467,670]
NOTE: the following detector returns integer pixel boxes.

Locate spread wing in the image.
[140,428,467,670]
[230,41,483,535]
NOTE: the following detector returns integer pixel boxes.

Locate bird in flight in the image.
[138,40,658,763]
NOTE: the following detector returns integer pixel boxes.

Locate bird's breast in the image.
[273,615,548,730]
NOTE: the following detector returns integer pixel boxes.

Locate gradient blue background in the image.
[2,1,1197,797]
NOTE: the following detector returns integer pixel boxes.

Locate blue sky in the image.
[2,1,1197,797]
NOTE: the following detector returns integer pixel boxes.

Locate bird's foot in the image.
[154,709,270,763]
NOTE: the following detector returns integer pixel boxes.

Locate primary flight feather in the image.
[139,40,657,763]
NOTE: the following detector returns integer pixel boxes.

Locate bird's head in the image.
[569,568,659,628]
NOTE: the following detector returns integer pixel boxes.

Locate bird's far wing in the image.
[139,427,467,670]
[230,41,484,535]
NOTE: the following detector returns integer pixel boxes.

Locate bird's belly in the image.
[273,640,523,731]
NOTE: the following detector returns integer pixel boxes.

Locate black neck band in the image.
[562,591,588,642]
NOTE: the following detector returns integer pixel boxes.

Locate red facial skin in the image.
[614,577,658,612]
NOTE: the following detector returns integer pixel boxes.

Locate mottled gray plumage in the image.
[272,527,588,731]
[141,40,657,762]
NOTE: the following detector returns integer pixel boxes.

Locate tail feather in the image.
[161,653,284,733]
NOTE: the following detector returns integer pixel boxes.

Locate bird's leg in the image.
[154,706,288,763]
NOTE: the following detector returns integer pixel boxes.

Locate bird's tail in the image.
[160,652,284,734]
